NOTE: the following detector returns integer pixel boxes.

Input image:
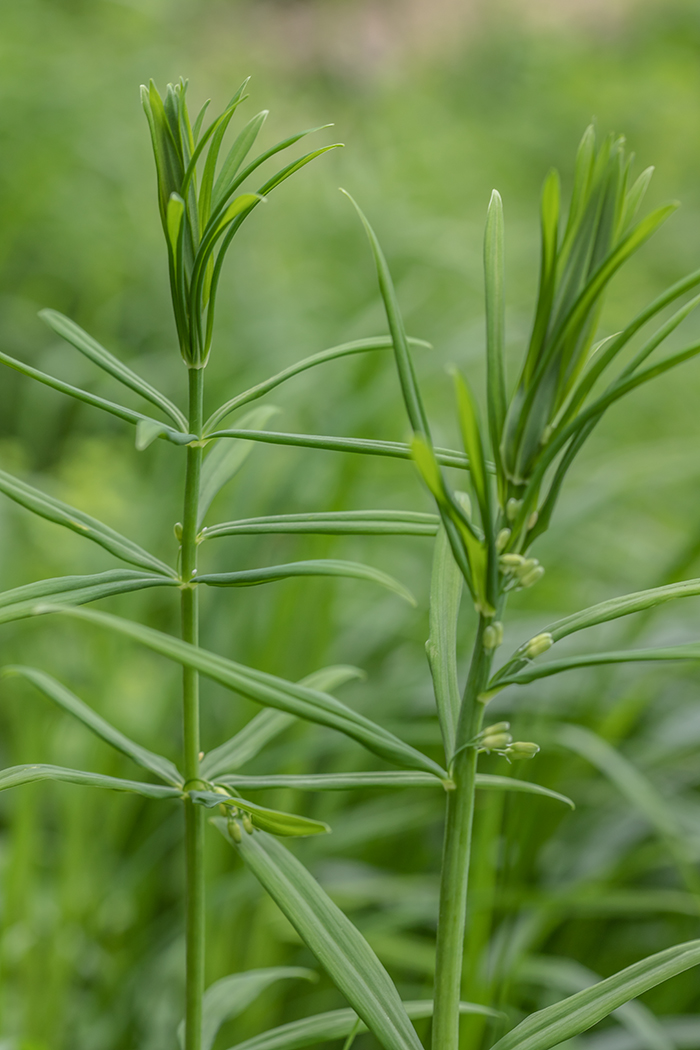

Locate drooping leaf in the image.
[0,468,176,577]
[214,821,425,1050]
[192,792,330,836]
[3,667,183,787]
[39,309,188,431]
[177,967,316,1050]
[200,665,363,779]
[0,763,180,799]
[197,559,415,605]
[488,939,700,1050]
[426,527,463,759]
[34,606,447,778]
[201,510,439,541]
[475,774,574,809]
[198,405,279,525]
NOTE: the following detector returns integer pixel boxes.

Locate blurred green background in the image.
[1,0,700,1047]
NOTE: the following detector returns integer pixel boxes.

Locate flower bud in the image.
[480,732,513,750]
[527,511,539,530]
[482,721,510,736]
[519,565,545,588]
[241,812,254,835]
[483,622,504,649]
[496,528,511,552]
[174,522,183,542]
[506,741,540,760]
[523,632,553,658]
[500,553,525,570]
[506,498,522,522]
[228,818,242,843]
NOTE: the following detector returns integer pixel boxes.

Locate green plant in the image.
[1,79,700,1050]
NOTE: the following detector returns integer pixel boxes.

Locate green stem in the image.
[182,366,205,1050]
[432,615,495,1050]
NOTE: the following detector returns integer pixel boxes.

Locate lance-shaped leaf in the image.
[426,527,462,759]
[192,792,330,837]
[222,1001,497,1050]
[39,309,187,431]
[0,350,193,446]
[201,510,439,541]
[484,189,507,493]
[197,560,415,605]
[217,772,445,791]
[215,820,425,1050]
[177,967,317,1050]
[204,336,432,432]
[205,428,471,470]
[475,774,574,809]
[196,81,251,228]
[0,468,176,577]
[34,606,447,778]
[2,667,183,787]
[198,405,279,526]
[201,665,363,779]
[489,643,700,691]
[209,109,269,214]
[488,939,700,1050]
[0,764,181,800]
[0,570,177,628]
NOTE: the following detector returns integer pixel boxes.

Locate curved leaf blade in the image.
[426,527,463,759]
[0,763,180,799]
[201,510,439,541]
[198,405,279,526]
[0,570,177,627]
[490,644,700,690]
[475,774,574,809]
[192,792,330,836]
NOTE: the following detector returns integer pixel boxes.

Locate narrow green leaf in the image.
[490,643,700,690]
[0,763,180,799]
[135,418,171,451]
[204,337,432,433]
[215,822,425,1050]
[166,192,185,255]
[0,350,193,445]
[426,527,462,759]
[197,81,251,229]
[205,427,472,469]
[39,309,188,431]
[193,792,330,837]
[341,190,430,435]
[221,1002,497,1050]
[201,666,363,779]
[201,510,439,541]
[452,370,492,532]
[2,667,183,786]
[621,166,654,231]
[198,406,279,526]
[0,468,176,577]
[178,968,316,1050]
[35,606,447,778]
[197,559,415,605]
[489,939,700,1050]
[210,110,269,213]
[484,189,507,482]
[475,774,574,809]
[217,772,445,791]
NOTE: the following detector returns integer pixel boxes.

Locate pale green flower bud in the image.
[527,511,539,530]
[506,498,522,522]
[482,721,510,735]
[519,565,545,588]
[174,522,183,542]
[506,741,540,760]
[480,732,513,750]
[228,818,242,843]
[483,622,504,649]
[500,553,525,569]
[523,632,553,658]
[496,528,511,552]
[242,812,254,835]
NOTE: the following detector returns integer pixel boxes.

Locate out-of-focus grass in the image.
[1,1,700,1047]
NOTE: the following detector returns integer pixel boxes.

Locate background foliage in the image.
[1,0,700,1047]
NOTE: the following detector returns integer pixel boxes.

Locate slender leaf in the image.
[201,665,363,779]
[426,527,463,759]
[34,606,447,777]
[201,510,439,541]
[2,666,183,787]
[0,570,177,627]
[222,1001,498,1050]
[214,821,425,1050]
[0,350,193,445]
[0,763,180,799]
[488,939,700,1050]
[0,468,176,577]
[204,337,432,432]
[177,967,316,1050]
[205,428,473,471]
[192,792,330,836]
[39,309,188,431]
[197,560,415,605]
[217,772,445,791]
[210,110,269,212]
[484,189,507,484]
[198,406,279,525]
[475,774,574,809]
[489,644,700,690]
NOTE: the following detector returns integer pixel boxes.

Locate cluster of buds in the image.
[499,552,545,589]
[209,785,255,841]
[476,722,540,761]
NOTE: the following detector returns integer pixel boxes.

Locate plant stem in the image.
[432,614,494,1050]
[182,366,205,1050]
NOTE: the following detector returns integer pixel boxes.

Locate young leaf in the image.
[34,605,448,778]
[3,666,183,787]
[198,406,279,525]
[484,189,507,485]
[214,822,425,1050]
[0,764,181,800]
[39,309,188,431]
[201,510,439,540]
[197,559,415,606]
[210,109,269,213]
[177,967,316,1050]
[0,467,176,577]
[426,527,463,759]
[488,939,700,1050]
[192,792,330,837]
[200,665,363,779]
